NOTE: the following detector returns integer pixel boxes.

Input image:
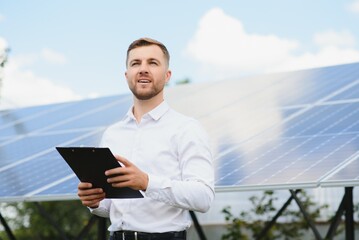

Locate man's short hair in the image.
[126,38,170,67]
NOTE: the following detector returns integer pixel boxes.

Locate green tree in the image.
[175,77,191,85]
[0,48,8,67]
[221,206,249,240]
[0,47,9,100]
[0,201,106,240]
[222,190,330,240]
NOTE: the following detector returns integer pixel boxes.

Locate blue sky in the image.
[1,0,359,109]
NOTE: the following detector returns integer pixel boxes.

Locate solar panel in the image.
[320,153,359,187]
[0,62,358,202]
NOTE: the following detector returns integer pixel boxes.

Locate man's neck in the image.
[132,95,164,123]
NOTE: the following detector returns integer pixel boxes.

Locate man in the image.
[77,38,215,240]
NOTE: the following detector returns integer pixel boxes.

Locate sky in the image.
[1,0,359,109]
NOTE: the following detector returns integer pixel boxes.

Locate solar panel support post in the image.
[75,215,98,240]
[325,190,346,239]
[189,210,207,240]
[290,190,323,240]
[0,210,16,240]
[97,216,107,240]
[255,189,300,240]
[34,202,70,240]
[344,187,354,240]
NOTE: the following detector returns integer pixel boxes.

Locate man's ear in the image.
[165,70,172,83]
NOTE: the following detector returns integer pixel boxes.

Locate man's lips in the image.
[138,79,151,83]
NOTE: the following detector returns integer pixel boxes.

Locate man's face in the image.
[125,45,171,101]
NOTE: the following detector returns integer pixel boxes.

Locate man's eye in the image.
[150,61,158,65]
[131,62,139,66]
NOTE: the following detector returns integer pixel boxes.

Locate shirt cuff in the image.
[145,174,171,195]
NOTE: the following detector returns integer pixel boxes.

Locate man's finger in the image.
[115,155,131,167]
[78,188,104,197]
[78,182,92,189]
[107,174,131,183]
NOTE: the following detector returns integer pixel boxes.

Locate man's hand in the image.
[105,155,149,191]
[77,182,105,208]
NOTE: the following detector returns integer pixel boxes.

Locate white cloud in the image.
[348,0,359,13]
[272,46,359,73]
[0,38,80,109]
[186,8,359,79]
[274,30,359,72]
[0,52,81,109]
[185,8,299,79]
[0,37,8,52]
[41,48,67,64]
[314,30,356,48]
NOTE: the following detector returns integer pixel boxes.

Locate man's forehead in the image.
[128,45,164,60]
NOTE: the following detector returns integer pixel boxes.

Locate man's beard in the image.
[129,84,163,100]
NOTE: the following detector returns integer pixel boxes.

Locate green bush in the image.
[221,190,330,240]
[0,201,103,240]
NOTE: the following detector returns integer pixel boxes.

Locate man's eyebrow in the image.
[148,58,160,63]
[128,59,140,64]
[128,58,161,65]
[130,59,140,62]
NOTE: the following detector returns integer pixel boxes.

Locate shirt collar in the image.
[124,101,170,122]
[148,101,170,121]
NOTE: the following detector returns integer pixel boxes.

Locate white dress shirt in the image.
[90,101,215,233]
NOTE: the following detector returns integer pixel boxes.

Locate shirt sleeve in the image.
[144,120,215,213]
[89,198,112,218]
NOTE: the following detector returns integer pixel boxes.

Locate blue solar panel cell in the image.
[50,97,132,131]
[215,132,359,190]
[0,152,73,198]
[275,63,359,106]
[0,102,72,124]
[321,156,359,186]
[0,103,75,137]
[34,176,78,196]
[58,130,104,148]
[0,95,126,137]
[328,83,359,101]
[0,130,105,201]
[281,103,359,138]
[0,133,77,167]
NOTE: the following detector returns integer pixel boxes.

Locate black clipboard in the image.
[56,147,143,199]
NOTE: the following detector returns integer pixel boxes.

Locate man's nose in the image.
[139,63,149,74]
